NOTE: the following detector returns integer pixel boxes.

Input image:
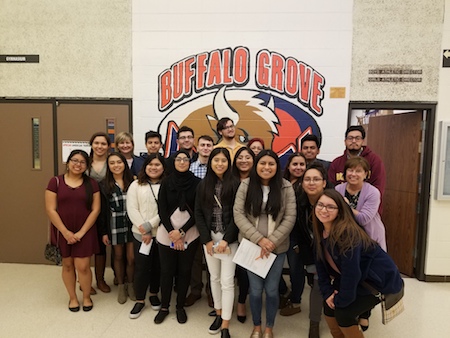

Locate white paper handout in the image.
[139,239,153,255]
[232,238,276,279]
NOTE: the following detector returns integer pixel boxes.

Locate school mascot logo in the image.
[157,47,325,163]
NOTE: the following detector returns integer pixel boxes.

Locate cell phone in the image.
[170,242,188,249]
[212,243,231,254]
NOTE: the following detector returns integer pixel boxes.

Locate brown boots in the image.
[324,316,364,338]
[95,254,111,293]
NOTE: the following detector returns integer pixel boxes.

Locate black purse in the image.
[44,176,62,265]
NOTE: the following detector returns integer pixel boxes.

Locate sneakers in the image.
[154,309,169,324]
[209,316,222,334]
[149,295,162,310]
[129,302,145,319]
[176,308,188,324]
[221,328,231,338]
[280,301,301,316]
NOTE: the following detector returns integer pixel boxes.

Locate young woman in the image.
[195,148,240,338]
[313,189,403,338]
[87,132,112,294]
[116,131,140,177]
[98,152,135,304]
[155,150,201,325]
[278,152,307,316]
[127,153,165,319]
[45,150,100,312]
[247,138,265,156]
[232,147,255,179]
[234,150,296,338]
[232,147,256,323]
[335,157,387,331]
[298,163,328,338]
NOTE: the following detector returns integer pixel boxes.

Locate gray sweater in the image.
[233,178,296,254]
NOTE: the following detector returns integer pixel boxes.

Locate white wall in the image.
[427,0,450,275]
[0,0,132,98]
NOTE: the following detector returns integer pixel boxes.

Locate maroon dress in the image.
[47,175,100,258]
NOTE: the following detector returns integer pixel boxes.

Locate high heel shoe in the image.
[359,318,369,331]
[237,302,247,323]
[237,314,247,323]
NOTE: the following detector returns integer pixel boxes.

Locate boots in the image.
[127,282,136,301]
[339,325,364,338]
[324,316,344,338]
[118,284,128,304]
[309,320,320,338]
[95,254,111,293]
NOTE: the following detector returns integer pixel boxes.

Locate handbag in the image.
[44,176,62,265]
[362,280,405,324]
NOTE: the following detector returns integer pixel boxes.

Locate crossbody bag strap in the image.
[361,281,383,300]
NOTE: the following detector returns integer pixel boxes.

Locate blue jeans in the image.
[247,253,286,328]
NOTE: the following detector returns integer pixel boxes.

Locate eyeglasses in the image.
[70,159,87,166]
[175,157,190,163]
[303,177,323,183]
[178,135,194,140]
[315,202,339,212]
[346,136,363,141]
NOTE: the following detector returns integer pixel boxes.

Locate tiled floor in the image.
[1,263,449,337]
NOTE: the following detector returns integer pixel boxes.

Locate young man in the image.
[328,125,386,197]
[166,126,198,175]
[300,134,330,172]
[185,135,215,309]
[132,130,163,176]
[190,135,214,179]
[214,117,244,161]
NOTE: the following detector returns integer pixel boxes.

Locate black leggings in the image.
[236,265,249,304]
[323,294,380,327]
[159,239,199,309]
[133,237,160,301]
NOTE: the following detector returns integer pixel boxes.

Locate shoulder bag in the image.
[44,176,62,265]
[362,279,405,324]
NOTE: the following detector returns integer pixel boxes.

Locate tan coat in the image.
[233,178,296,254]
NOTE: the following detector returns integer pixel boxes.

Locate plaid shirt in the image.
[109,183,131,245]
[190,159,207,179]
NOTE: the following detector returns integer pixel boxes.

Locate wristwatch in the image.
[179,229,186,237]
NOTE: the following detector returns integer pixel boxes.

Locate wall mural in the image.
[157,46,325,164]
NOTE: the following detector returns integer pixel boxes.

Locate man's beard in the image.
[348,147,362,156]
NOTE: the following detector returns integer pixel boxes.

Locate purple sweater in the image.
[335,182,387,251]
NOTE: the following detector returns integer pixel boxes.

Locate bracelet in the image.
[179,229,185,237]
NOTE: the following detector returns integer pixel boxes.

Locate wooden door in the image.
[56,102,130,171]
[0,102,54,264]
[367,112,422,276]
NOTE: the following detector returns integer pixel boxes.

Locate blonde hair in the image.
[116,131,134,146]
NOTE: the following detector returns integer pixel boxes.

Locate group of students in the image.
[45,125,402,338]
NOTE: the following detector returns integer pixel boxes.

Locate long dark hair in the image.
[200,148,237,208]
[312,189,375,261]
[244,149,283,219]
[102,152,133,195]
[137,153,166,185]
[66,149,94,210]
[232,147,255,178]
[283,152,307,193]
[89,132,111,159]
